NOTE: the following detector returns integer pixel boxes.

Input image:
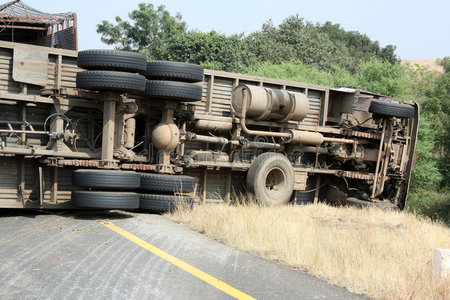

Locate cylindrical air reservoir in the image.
[195,119,233,131]
[231,84,309,123]
[186,150,230,163]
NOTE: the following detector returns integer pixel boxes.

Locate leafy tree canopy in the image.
[97,3,186,58]
[97,4,397,73]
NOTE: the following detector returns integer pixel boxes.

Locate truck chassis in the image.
[0,41,418,210]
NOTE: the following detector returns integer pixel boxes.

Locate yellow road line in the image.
[98,220,256,300]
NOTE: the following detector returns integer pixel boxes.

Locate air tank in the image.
[231,84,309,123]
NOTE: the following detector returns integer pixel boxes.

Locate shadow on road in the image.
[0,209,62,218]
[0,209,135,220]
[68,210,135,220]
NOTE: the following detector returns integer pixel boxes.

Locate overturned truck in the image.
[0,41,419,210]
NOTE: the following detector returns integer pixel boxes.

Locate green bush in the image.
[407,192,450,225]
[245,60,358,88]
[356,59,410,99]
[410,116,442,192]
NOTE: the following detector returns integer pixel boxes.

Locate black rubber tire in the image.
[77,50,147,72]
[139,173,196,193]
[369,99,414,118]
[76,71,146,93]
[143,61,204,82]
[71,191,139,209]
[139,194,194,212]
[144,80,203,102]
[246,152,294,206]
[72,169,140,190]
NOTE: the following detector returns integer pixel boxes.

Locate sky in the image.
[20,0,450,60]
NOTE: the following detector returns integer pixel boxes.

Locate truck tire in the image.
[369,99,414,118]
[143,61,204,82]
[72,169,140,190]
[139,173,196,193]
[72,191,139,209]
[246,152,294,206]
[144,80,203,102]
[76,71,146,94]
[139,194,194,212]
[77,50,147,73]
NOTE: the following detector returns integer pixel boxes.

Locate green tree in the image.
[97,3,186,58]
[421,57,450,188]
[245,60,357,88]
[245,16,354,72]
[243,20,296,67]
[404,63,440,102]
[96,3,401,75]
[410,115,442,192]
[356,59,410,98]
[407,58,449,223]
[319,21,398,65]
[165,30,246,71]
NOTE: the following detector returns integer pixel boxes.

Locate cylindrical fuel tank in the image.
[231,84,309,123]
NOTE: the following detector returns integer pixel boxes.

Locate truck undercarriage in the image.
[0,41,419,210]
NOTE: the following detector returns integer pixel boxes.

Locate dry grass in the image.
[168,203,450,299]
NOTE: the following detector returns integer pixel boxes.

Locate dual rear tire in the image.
[71,170,140,209]
[138,173,196,212]
[76,50,147,94]
[71,169,196,212]
[76,50,204,102]
[142,61,203,102]
[71,191,139,209]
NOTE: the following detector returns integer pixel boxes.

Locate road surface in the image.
[0,209,365,299]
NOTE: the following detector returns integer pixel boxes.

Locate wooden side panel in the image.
[12,47,48,86]
[0,157,18,202]
[194,70,327,126]
[0,41,79,95]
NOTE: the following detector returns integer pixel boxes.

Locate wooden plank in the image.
[0,40,77,57]
[55,55,62,89]
[205,75,214,114]
[12,47,48,86]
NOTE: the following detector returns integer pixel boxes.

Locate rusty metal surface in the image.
[40,159,100,168]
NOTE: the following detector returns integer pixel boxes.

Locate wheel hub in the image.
[265,167,286,198]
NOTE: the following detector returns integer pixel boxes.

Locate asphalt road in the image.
[0,209,365,300]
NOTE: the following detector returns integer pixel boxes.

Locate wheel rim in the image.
[264,167,286,198]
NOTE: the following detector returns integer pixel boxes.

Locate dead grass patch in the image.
[168,203,450,299]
